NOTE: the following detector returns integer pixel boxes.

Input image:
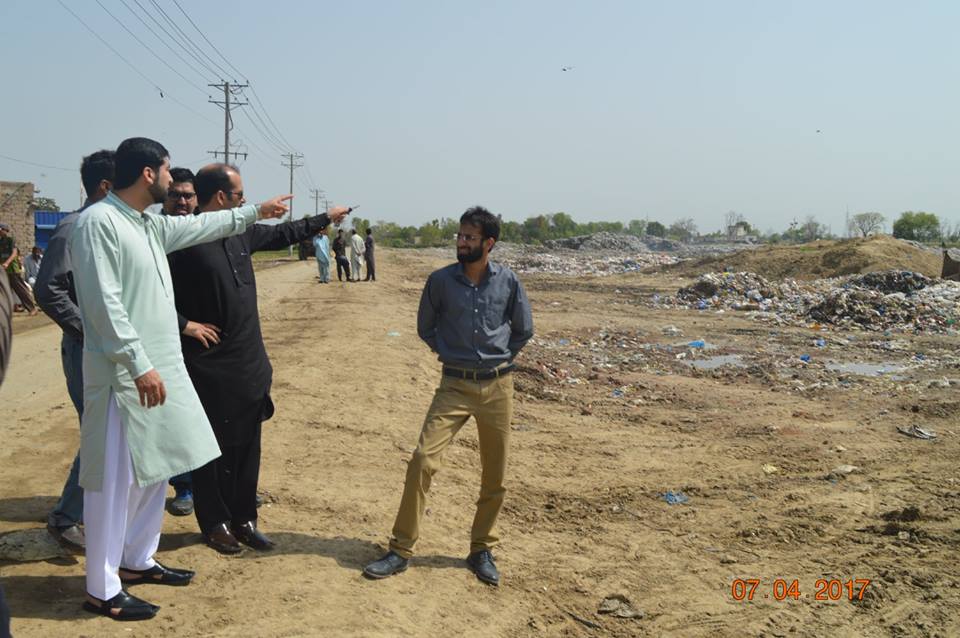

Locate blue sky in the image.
[1,1,957,234]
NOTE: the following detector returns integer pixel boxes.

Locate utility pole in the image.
[282,152,304,256]
[208,81,249,162]
[309,188,324,216]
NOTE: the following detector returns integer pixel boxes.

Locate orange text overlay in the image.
[730,578,871,602]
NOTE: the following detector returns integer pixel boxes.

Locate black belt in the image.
[442,363,515,381]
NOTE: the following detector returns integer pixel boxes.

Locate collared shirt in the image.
[417,261,533,370]
[70,191,259,489]
[168,213,331,445]
[35,210,84,340]
[364,234,374,257]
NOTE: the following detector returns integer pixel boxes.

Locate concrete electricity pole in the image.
[208,81,249,162]
[309,188,325,216]
[282,152,304,255]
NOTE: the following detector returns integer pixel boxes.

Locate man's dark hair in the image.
[80,149,115,197]
[366,228,372,235]
[460,206,500,242]
[194,164,238,206]
[112,138,169,190]
[170,167,195,185]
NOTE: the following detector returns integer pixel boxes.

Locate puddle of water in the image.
[826,361,907,379]
[688,354,744,370]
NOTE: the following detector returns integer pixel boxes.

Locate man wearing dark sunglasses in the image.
[167,163,351,555]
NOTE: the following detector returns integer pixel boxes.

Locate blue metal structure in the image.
[34,210,69,250]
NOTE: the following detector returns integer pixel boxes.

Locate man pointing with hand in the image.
[69,137,293,622]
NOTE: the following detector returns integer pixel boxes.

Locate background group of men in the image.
[4,136,533,625]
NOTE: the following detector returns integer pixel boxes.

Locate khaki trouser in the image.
[390,372,514,558]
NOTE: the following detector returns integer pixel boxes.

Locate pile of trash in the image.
[544,232,683,252]
[669,270,960,333]
[492,242,681,277]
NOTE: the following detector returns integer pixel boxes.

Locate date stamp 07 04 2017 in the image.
[730,578,872,602]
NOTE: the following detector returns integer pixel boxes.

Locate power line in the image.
[56,0,216,125]
[148,0,234,80]
[248,85,297,152]
[117,0,215,84]
[94,0,209,95]
[238,107,289,156]
[171,0,247,81]
[130,0,222,79]
[161,0,307,182]
[0,153,76,172]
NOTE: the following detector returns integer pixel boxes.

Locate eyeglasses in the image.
[456,233,483,242]
[223,190,244,199]
[167,190,196,200]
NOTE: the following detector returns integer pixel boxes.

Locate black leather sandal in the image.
[83,591,159,621]
[119,562,195,586]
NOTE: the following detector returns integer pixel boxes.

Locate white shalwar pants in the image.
[83,391,165,600]
[351,255,362,280]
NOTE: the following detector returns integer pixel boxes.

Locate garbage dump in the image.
[669,270,960,333]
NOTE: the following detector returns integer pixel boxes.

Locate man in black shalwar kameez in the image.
[168,163,350,553]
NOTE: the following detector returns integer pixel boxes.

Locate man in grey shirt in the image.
[364,206,533,587]
[35,149,115,552]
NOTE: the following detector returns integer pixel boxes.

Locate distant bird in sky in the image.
[816,129,821,133]
[561,66,574,72]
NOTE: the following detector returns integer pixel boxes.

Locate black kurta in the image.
[168,214,331,446]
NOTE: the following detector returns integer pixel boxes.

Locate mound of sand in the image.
[669,235,944,281]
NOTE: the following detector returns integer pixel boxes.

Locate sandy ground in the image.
[1,248,959,637]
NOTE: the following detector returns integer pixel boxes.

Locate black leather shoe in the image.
[203,522,243,554]
[232,521,275,550]
[363,551,409,579]
[466,550,500,586]
[119,561,195,586]
[83,590,159,621]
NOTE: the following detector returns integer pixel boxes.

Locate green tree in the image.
[892,211,940,242]
[627,219,647,236]
[522,215,550,243]
[849,212,885,237]
[667,218,698,241]
[646,220,666,237]
[350,215,369,235]
[32,196,59,212]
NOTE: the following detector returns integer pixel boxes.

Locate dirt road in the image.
[1,249,958,637]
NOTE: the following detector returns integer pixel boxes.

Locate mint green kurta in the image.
[70,192,259,489]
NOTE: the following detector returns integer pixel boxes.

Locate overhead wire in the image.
[148,0,235,80]
[117,0,215,85]
[130,0,223,79]
[169,2,303,161]
[0,153,77,172]
[94,0,209,96]
[171,0,247,81]
[56,0,216,125]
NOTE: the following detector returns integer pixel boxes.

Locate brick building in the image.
[0,180,36,251]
